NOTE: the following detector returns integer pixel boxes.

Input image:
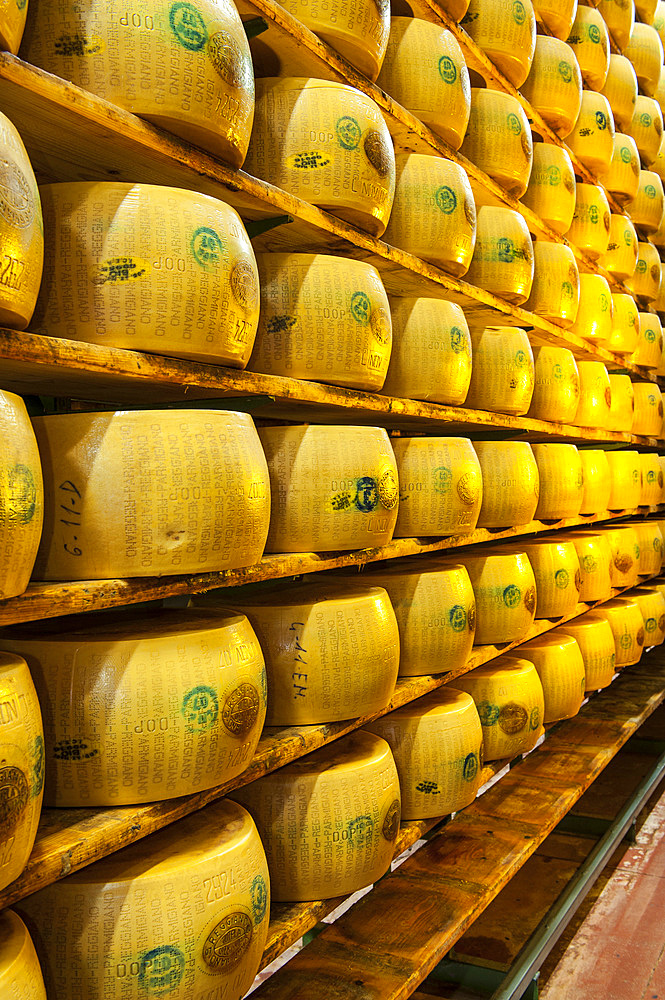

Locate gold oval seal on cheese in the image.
[392,436,482,537]
[462,549,537,644]
[519,633,585,723]
[0,910,47,1000]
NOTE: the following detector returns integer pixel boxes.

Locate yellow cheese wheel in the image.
[376,19,470,148]
[621,519,664,574]
[33,182,259,366]
[567,91,615,176]
[523,242,580,328]
[570,275,613,345]
[2,610,266,807]
[579,449,612,514]
[636,0,658,23]
[599,214,639,281]
[246,77,395,237]
[607,372,635,430]
[258,424,398,553]
[566,183,611,259]
[466,208,534,304]
[382,154,476,276]
[233,730,400,901]
[604,524,641,584]
[465,326,534,414]
[574,361,611,429]
[598,0,635,50]
[532,0,577,39]
[606,295,639,356]
[566,7,610,90]
[629,170,665,233]
[520,36,583,139]
[600,54,638,132]
[0,910,46,1000]
[628,96,664,167]
[606,453,643,510]
[601,134,640,205]
[627,244,662,304]
[556,531,612,601]
[550,615,616,691]
[519,634,585,722]
[278,0,389,80]
[462,550,537,644]
[528,345,580,422]
[459,89,533,198]
[632,311,664,371]
[632,586,665,644]
[625,22,664,97]
[455,656,544,760]
[366,688,482,819]
[381,298,472,405]
[639,452,665,504]
[392,436,482,537]
[21,0,254,167]
[17,799,270,1000]
[0,111,43,329]
[248,253,391,391]
[473,440,539,528]
[656,0,665,47]
[0,0,27,52]
[0,390,43,600]
[532,443,583,519]
[460,0,536,87]
[520,144,576,235]
[632,382,664,434]
[598,597,644,666]
[518,538,582,618]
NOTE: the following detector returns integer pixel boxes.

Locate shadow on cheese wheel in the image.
[632,586,665,644]
[625,22,664,97]
[597,597,645,667]
[1,609,266,806]
[600,54,638,133]
[232,730,400,900]
[473,440,539,528]
[632,312,664,374]
[608,373,635,431]
[460,0,536,87]
[629,171,665,234]
[381,298,472,405]
[519,633,585,722]
[17,799,270,999]
[460,90,533,198]
[628,96,663,168]
[382,154,476,275]
[565,183,611,260]
[556,531,612,601]
[520,144,576,235]
[0,390,43,599]
[639,452,664,505]
[605,296,638,357]
[551,615,616,692]
[376,18,470,148]
[366,688,483,819]
[0,911,46,1000]
[601,134,640,206]
[570,275,613,346]
[246,78,395,237]
[0,112,43,329]
[258,424,398,553]
[627,244,662,305]
[520,36,582,139]
[528,346,580,423]
[604,524,641,586]
[33,182,260,366]
[31,409,270,580]
[455,656,544,760]
[524,242,579,328]
[566,7,609,90]
[277,0,389,80]
[532,0,576,40]
[466,208,534,303]
[574,361,611,429]
[598,0,634,49]
[532,443,583,519]
[599,214,638,281]
[621,520,664,575]
[249,253,391,390]
[465,326,534,414]
[637,0,658,23]
[392,436,482,537]
[632,382,664,435]
[579,449,611,515]
[462,549,537,644]
[605,452,642,511]
[20,0,254,167]
[514,538,581,618]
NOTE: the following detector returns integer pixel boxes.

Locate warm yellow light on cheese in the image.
[32,408,270,580]
[660,460,665,497]
[17,799,270,1000]
[233,731,400,901]
[532,443,583,519]
[460,89,533,198]
[462,550,537,644]
[248,253,391,391]
[627,244,662,305]
[598,597,645,666]
[557,531,612,601]
[598,0,634,50]
[626,22,664,97]
[566,183,611,260]
[460,0,536,87]
[0,390,43,600]
[579,449,612,514]
[607,373,635,431]
[651,206,665,248]
[381,298,472,405]
[0,0,27,52]
[528,345,580,422]
[22,0,254,167]
[600,55,638,133]
[601,134,640,206]
[653,131,665,187]
[258,424,398,553]
[473,441,539,528]
[632,382,664,434]
[455,656,544,760]
[628,97,664,168]
[621,519,664,574]
[366,687,482,819]
[392,436,482,537]
[567,91,615,175]
[2,610,266,807]
[599,215,639,281]
[33,182,259,366]
[376,19,470,148]
[518,538,582,618]
[519,634,585,722]
[382,154,476,276]
[466,208,534,304]
[521,144,576,234]
[604,524,641,585]
[465,326,534,414]
[655,273,665,314]
[566,7,610,90]
[570,275,613,345]
[606,297,639,356]
[438,0,471,19]
[520,36,583,138]
[0,910,46,1000]
[524,242,580,328]
[279,0,389,79]
[550,615,616,691]
[574,361,611,429]
[656,0,665,47]
[636,0,658,23]
[629,170,665,233]
[532,0,577,40]
[639,452,664,504]
[632,586,665,644]
[606,453,643,510]
[246,77,395,237]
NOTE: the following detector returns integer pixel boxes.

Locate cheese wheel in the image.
[248,253,391,390]
[523,242,580,328]
[621,519,664,574]
[381,298,472,405]
[519,634,585,722]
[532,0,577,39]
[550,615,616,691]
[21,0,254,167]
[462,550,537,644]
[632,382,664,434]
[520,144,576,235]
[600,54,638,133]
[466,208,534,304]
[566,183,611,260]
[579,449,612,514]
[625,22,664,97]
[636,0,658,23]
[570,275,613,345]
[632,311,664,372]
[0,653,43,892]
[598,597,644,666]
[601,134,640,205]
[455,656,544,760]
[599,215,638,281]
[656,0,665,47]
[604,524,641,584]
[0,911,46,1000]
[632,586,665,644]
[520,36,583,139]
[528,345,580,422]
[556,531,612,601]
[460,0,536,87]
[465,326,534,414]
[246,78,395,237]
[392,436,482,537]
[640,452,664,504]
[598,0,634,50]
[606,452,642,510]
[366,688,482,819]
[566,7,610,90]
[628,97,664,167]
[518,538,582,618]
[532,443,583,519]
[382,154,476,275]
[627,244,662,304]
[567,91,615,176]
[258,424,398,553]
[17,799,270,1000]
[606,296,639,356]
[1,610,266,807]
[607,373,635,430]
[459,89,533,198]
[0,390,44,600]
[574,361,611,429]
[376,19,470,148]
[0,0,27,52]
[278,0,389,80]
[0,111,43,329]
[33,182,259,366]
[629,170,665,233]
[473,441,539,528]
[232,731,400,900]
